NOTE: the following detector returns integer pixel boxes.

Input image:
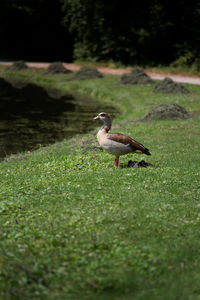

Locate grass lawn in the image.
[0,67,200,299]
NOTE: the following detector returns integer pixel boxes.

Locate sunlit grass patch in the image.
[0,68,200,299]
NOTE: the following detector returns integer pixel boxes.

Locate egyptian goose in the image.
[93,112,151,167]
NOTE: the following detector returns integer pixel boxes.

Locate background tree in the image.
[62,0,200,67]
[0,0,199,67]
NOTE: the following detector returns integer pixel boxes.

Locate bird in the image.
[93,112,151,167]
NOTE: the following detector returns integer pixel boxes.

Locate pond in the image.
[0,77,116,158]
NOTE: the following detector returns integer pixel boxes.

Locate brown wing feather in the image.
[107,133,146,151]
[107,133,151,155]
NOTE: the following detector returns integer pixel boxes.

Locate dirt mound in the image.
[6,61,28,71]
[68,66,103,80]
[153,77,190,94]
[44,62,72,74]
[128,160,154,168]
[117,68,154,85]
[140,103,189,121]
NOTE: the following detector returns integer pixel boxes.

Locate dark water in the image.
[0,77,115,158]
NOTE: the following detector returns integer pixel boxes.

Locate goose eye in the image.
[100,113,105,117]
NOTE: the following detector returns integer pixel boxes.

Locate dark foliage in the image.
[61,0,200,66]
[0,0,200,65]
[0,0,73,62]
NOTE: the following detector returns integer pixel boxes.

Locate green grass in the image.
[0,67,200,299]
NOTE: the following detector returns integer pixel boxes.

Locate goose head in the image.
[93,112,112,132]
[93,112,109,121]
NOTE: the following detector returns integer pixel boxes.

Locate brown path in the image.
[1,61,200,85]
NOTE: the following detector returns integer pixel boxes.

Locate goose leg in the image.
[114,157,119,167]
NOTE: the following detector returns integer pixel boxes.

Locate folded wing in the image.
[107,133,151,155]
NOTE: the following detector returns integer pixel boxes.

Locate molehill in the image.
[140,103,190,121]
[68,66,103,80]
[44,62,72,74]
[153,77,190,94]
[6,61,28,71]
[117,68,154,85]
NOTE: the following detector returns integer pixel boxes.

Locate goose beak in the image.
[93,115,100,120]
